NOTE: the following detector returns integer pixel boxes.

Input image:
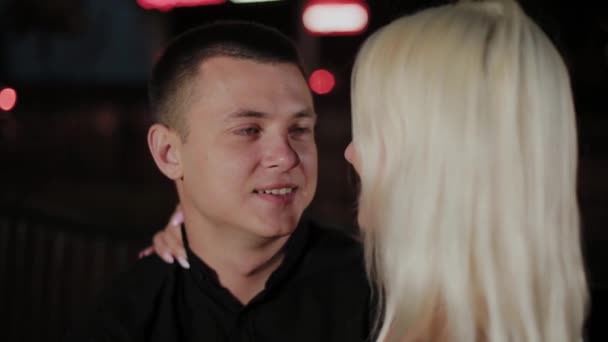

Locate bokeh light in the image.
[137,0,226,11]
[303,0,369,35]
[309,69,335,95]
[230,0,282,3]
[0,88,17,111]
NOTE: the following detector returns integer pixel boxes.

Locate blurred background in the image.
[0,0,606,340]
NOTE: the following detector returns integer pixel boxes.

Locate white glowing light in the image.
[303,3,368,35]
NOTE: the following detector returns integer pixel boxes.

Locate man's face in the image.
[177,57,317,239]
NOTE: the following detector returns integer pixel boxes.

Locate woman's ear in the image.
[147,123,183,180]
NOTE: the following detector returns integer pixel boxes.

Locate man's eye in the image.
[290,126,312,136]
[236,127,261,136]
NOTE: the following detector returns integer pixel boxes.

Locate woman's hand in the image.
[138,205,189,269]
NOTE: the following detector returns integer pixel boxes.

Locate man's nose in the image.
[344,142,354,165]
[261,136,300,171]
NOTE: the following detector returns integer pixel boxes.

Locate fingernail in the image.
[162,252,174,264]
[177,256,190,269]
[171,211,184,226]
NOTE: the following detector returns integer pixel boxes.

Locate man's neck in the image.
[184,216,290,305]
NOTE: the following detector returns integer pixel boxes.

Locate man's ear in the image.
[148,123,183,180]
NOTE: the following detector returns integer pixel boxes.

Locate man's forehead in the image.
[195,58,305,91]
[186,56,313,119]
[197,56,303,78]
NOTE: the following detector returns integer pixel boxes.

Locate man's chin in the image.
[251,216,300,239]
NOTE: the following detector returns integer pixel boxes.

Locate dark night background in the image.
[0,0,606,340]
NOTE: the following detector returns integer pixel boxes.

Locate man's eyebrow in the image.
[226,110,268,120]
[293,110,317,119]
[225,109,317,121]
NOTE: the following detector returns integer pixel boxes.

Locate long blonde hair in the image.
[351,1,588,341]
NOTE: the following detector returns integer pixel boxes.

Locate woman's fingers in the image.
[138,204,189,269]
[138,246,154,259]
[151,206,189,268]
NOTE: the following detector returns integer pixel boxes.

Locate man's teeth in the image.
[257,188,294,195]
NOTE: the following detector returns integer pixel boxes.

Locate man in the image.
[68,21,370,341]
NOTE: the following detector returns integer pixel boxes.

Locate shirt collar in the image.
[181,220,311,308]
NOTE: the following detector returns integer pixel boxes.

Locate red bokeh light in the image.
[137,0,226,11]
[0,88,17,111]
[309,69,335,95]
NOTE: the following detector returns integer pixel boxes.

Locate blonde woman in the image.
[347,0,587,340]
[143,1,588,340]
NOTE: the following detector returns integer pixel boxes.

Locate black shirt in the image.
[67,220,372,341]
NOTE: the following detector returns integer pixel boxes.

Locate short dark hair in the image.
[148,21,305,139]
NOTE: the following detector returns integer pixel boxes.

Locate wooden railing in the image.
[0,206,149,341]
